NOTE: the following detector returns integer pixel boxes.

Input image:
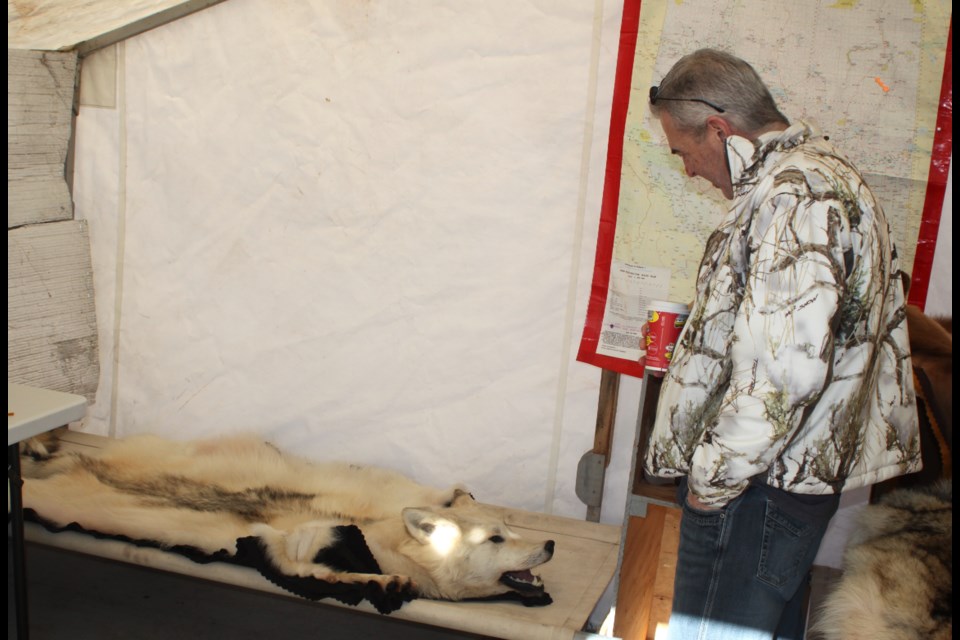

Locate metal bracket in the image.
[576,450,606,508]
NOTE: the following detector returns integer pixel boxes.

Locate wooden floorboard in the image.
[613,504,681,640]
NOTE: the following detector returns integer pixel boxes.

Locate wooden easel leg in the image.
[584,369,620,522]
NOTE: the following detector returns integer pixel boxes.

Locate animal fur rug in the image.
[20,432,555,614]
[812,480,952,640]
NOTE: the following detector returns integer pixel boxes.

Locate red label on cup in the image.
[645,300,689,372]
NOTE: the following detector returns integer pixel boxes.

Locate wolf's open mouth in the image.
[499,569,544,593]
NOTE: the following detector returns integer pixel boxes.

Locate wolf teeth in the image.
[498,570,546,593]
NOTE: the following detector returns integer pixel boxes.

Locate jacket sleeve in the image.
[686,190,848,507]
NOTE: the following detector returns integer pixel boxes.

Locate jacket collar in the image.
[726,121,818,197]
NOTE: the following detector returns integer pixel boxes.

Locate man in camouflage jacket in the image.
[644,121,921,505]
[642,49,920,640]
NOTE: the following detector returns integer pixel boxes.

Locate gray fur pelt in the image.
[813,480,952,640]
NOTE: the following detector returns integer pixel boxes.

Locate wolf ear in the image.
[446,487,476,507]
[402,508,436,544]
[402,507,456,545]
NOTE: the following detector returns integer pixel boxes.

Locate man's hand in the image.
[638,321,666,377]
[685,492,721,512]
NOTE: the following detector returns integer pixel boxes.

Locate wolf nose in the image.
[544,540,555,553]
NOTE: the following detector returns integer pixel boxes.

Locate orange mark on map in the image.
[874,77,890,92]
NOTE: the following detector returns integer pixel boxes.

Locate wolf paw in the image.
[375,575,413,592]
[20,432,60,460]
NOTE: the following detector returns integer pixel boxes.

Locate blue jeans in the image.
[667,478,839,640]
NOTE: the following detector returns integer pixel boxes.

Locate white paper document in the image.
[595,261,671,361]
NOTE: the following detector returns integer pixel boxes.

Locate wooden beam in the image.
[593,368,621,466]
[7,49,78,229]
[8,221,100,401]
[585,368,620,521]
[8,1,229,57]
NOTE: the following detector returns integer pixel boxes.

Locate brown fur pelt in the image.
[906,303,952,431]
[812,480,952,640]
[873,304,952,500]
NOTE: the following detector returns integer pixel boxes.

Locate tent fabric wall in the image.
[71,0,634,522]
[63,0,951,528]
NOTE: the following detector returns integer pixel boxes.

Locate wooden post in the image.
[585,368,620,522]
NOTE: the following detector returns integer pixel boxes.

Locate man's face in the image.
[659,111,733,200]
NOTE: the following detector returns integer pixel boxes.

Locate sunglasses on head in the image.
[649,85,725,113]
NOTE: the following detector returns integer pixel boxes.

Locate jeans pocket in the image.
[681,499,726,525]
[757,500,815,595]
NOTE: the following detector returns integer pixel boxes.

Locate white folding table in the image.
[8,383,87,640]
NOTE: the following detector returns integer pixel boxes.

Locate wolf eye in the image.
[488,535,505,544]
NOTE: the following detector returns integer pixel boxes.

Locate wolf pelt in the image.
[21,433,554,602]
[812,481,952,640]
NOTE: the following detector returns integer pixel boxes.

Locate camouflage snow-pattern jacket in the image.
[644,122,921,507]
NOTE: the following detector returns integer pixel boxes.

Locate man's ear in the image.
[705,115,734,141]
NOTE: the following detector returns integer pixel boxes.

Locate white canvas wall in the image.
[72,0,635,521]
[69,0,952,530]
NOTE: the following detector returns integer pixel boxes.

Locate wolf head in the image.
[398,494,555,602]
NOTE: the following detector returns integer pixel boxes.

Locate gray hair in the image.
[650,48,789,137]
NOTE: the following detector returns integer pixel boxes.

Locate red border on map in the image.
[575,0,645,378]
[908,18,953,310]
